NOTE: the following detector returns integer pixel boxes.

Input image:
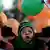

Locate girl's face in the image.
[21,27,34,43]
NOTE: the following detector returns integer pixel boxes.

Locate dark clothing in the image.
[12,37,44,50]
[0,26,15,50]
[11,22,45,49]
[1,26,15,37]
[0,40,13,50]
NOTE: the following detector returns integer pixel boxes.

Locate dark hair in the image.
[1,26,15,37]
[14,12,25,22]
[41,0,45,3]
[4,9,25,22]
[41,26,50,37]
[18,22,35,36]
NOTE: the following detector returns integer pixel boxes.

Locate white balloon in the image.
[2,0,17,10]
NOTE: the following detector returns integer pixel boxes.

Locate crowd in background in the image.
[0,0,50,50]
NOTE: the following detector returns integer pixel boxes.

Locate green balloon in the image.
[22,0,44,16]
[0,0,3,13]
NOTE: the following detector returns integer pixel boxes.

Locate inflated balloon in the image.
[28,16,35,21]
[0,0,18,13]
[2,0,18,11]
[21,0,44,16]
[0,0,3,13]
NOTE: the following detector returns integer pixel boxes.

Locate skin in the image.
[0,12,20,50]
[0,12,20,36]
[17,0,22,12]
[21,27,34,43]
[7,18,20,36]
[0,12,7,41]
[0,12,7,27]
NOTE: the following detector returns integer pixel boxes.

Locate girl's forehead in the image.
[21,27,33,33]
[23,27,32,30]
